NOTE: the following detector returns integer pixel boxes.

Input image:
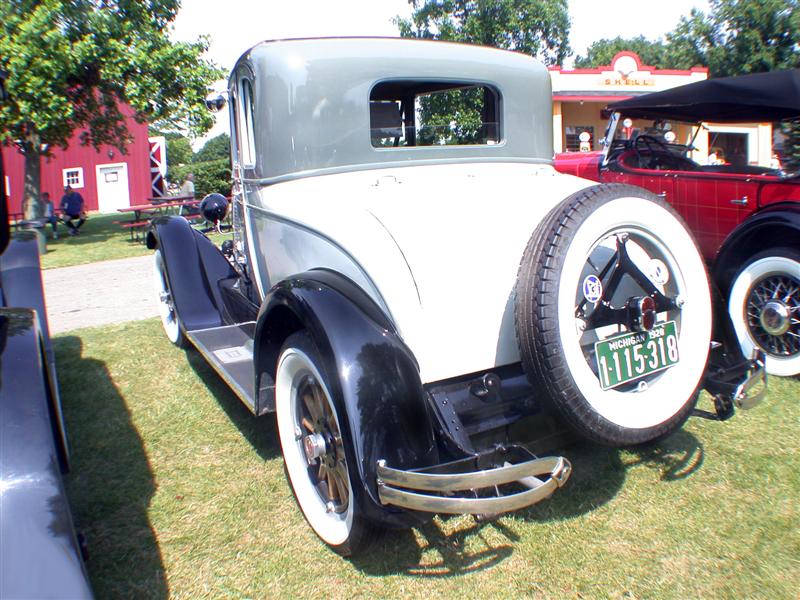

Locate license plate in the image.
[594,321,679,390]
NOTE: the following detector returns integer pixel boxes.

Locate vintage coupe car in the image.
[150,38,764,555]
[0,72,93,597]
[555,70,800,377]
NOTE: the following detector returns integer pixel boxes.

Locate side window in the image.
[370,81,501,148]
[238,78,256,167]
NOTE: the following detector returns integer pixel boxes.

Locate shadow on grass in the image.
[354,428,704,577]
[54,335,167,599]
[184,348,281,461]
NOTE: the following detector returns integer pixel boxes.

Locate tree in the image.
[0,0,223,218]
[396,0,571,65]
[193,133,230,164]
[665,0,800,76]
[396,1,570,146]
[574,37,668,69]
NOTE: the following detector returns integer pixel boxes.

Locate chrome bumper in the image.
[732,350,767,410]
[376,450,571,515]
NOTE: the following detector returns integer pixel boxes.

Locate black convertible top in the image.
[607,69,800,123]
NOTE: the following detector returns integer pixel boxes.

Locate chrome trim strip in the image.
[240,156,552,186]
[188,321,257,335]
[377,456,566,492]
[377,456,571,515]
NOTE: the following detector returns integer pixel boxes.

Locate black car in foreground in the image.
[0,69,92,598]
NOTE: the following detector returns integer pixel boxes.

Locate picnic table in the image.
[116,196,200,242]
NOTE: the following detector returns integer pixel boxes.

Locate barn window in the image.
[63,167,84,189]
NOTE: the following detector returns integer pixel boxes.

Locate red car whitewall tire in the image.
[728,249,800,377]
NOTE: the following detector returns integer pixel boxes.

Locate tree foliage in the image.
[666,0,800,77]
[193,133,230,164]
[396,0,571,66]
[575,1,800,76]
[0,0,223,217]
[396,1,570,146]
[170,159,230,199]
[574,37,667,69]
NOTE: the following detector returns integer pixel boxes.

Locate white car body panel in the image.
[247,162,592,383]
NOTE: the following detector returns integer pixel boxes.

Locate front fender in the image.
[147,216,236,332]
[0,309,92,599]
[254,269,438,526]
[713,202,800,295]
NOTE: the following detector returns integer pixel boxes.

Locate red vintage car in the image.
[555,69,800,377]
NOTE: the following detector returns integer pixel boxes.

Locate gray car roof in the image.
[229,37,553,183]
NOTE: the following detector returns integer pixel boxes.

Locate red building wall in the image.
[2,106,151,215]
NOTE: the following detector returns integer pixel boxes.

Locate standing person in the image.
[180,173,195,198]
[41,192,59,239]
[60,185,85,235]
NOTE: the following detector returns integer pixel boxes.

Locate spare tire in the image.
[515,184,711,446]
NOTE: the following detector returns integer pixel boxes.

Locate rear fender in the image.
[254,269,438,526]
[147,216,236,332]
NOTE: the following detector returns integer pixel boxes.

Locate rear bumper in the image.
[376,446,571,515]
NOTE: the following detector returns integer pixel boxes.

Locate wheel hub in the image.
[759,300,791,336]
[302,432,327,464]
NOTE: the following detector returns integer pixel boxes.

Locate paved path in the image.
[43,254,159,334]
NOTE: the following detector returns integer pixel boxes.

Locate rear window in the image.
[370,80,501,148]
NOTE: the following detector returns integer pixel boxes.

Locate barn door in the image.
[96,162,130,213]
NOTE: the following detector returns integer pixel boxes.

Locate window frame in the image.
[62,167,84,189]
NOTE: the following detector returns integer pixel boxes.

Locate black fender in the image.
[0,233,68,471]
[0,232,53,356]
[0,309,92,598]
[254,269,438,527]
[146,216,236,332]
[713,202,800,296]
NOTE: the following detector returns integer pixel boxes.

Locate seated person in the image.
[60,185,85,235]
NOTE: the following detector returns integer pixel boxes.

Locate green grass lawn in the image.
[38,212,151,269]
[56,319,799,599]
[35,212,232,270]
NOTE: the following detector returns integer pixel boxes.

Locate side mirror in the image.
[205,92,227,113]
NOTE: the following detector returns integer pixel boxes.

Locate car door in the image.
[672,173,759,260]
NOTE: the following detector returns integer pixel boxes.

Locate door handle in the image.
[730,196,749,206]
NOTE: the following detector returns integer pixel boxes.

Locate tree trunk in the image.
[22,132,43,220]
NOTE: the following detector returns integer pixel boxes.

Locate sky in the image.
[171,0,710,147]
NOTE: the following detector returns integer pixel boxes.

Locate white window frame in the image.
[63,167,85,189]
[4,175,9,197]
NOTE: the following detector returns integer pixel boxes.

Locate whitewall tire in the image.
[515,185,711,446]
[728,249,800,377]
[275,332,372,555]
[153,249,187,347]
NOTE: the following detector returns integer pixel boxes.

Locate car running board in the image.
[376,446,571,516]
[185,322,258,412]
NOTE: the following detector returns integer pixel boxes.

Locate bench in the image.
[119,220,150,242]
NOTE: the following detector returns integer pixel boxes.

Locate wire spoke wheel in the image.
[729,249,800,377]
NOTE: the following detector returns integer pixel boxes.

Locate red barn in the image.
[2,104,153,215]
